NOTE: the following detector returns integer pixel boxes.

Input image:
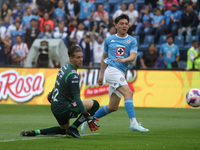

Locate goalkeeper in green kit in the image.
[20,46,100,138]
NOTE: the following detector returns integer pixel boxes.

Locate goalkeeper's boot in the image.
[130,123,149,133]
[80,121,88,134]
[66,127,83,138]
[20,130,36,136]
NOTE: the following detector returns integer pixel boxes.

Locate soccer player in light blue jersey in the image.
[81,14,149,134]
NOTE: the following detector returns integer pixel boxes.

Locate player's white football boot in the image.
[130,123,149,133]
[81,121,88,134]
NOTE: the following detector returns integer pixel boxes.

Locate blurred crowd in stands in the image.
[0,0,200,70]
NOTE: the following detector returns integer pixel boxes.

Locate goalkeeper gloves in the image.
[83,112,100,131]
[47,92,52,103]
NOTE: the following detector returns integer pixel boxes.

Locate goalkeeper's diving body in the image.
[81,14,149,134]
[20,46,100,138]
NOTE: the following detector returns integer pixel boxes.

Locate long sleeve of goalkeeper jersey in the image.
[67,73,87,114]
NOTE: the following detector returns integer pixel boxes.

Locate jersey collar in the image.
[115,33,129,38]
[69,63,77,70]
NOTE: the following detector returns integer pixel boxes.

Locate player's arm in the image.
[68,73,87,113]
[68,74,99,131]
[115,52,137,63]
[98,53,108,86]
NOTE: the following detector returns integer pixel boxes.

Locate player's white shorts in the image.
[105,65,128,98]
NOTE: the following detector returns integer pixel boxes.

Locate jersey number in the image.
[52,88,59,102]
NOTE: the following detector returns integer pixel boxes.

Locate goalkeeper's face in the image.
[70,51,83,68]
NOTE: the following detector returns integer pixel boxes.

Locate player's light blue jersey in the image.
[160,43,180,65]
[104,34,138,74]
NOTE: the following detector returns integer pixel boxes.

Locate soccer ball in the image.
[186,88,200,107]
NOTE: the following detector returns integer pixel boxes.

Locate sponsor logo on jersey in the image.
[72,70,76,73]
[72,80,79,83]
[111,40,115,42]
[73,75,79,79]
[116,47,125,56]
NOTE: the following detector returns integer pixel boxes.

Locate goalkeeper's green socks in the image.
[70,100,99,129]
[35,126,66,135]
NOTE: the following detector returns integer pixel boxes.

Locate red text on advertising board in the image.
[0,70,44,103]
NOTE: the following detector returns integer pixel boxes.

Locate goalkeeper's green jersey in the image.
[51,63,86,114]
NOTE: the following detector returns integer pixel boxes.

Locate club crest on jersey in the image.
[116,47,125,56]
[127,40,131,43]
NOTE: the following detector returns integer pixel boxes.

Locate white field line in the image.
[82,133,100,136]
[0,133,100,143]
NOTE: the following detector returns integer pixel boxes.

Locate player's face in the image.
[70,52,83,68]
[115,19,129,37]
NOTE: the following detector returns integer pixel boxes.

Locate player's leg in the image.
[92,86,121,119]
[81,89,121,134]
[66,100,99,137]
[20,115,69,137]
[117,85,149,133]
[81,66,123,134]
[21,100,99,137]
[84,100,100,115]
[107,93,121,112]
[69,100,99,129]
[93,66,122,118]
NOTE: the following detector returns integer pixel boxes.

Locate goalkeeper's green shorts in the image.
[51,102,80,126]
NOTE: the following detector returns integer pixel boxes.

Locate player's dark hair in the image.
[68,45,82,57]
[114,14,129,24]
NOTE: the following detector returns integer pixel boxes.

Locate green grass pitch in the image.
[0,104,199,150]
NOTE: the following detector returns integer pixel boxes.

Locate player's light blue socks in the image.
[94,105,110,118]
[124,98,135,118]
[124,98,138,125]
